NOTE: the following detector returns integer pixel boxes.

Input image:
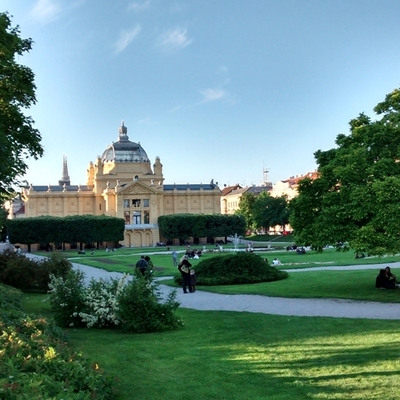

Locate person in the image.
[375,269,387,289]
[172,249,178,267]
[178,255,192,293]
[272,258,281,266]
[190,269,197,292]
[144,255,154,276]
[385,266,398,288]
[135,255,148,276]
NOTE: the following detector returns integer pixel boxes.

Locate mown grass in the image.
[22,296,400,400]
[35,247,400,278]
[167,268,400,302]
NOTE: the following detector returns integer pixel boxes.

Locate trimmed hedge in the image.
[175,252,289,286]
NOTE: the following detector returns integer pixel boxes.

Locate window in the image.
[123,199,130,208]
[143,210,150,224]
[132,199,141,207]
[132,211,141,224]
[143,199,149,207]
[124,211,130,224]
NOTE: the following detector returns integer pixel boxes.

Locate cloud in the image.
[128,0,151,12]
[31,0,62,24]
[200,88,226,103]
[114,26,142,53]
[157,28,192,52]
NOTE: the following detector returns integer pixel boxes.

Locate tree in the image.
[253,192,289,233]
[236,192,257,231]
[0,13,43,201]
[289,87,400,255]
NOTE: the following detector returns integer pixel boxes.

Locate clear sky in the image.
[3,0,400,188]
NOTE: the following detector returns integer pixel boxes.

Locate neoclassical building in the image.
[19,122,221,247]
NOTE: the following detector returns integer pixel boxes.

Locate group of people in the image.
[135,255,154,277]
[375,266,399,289]
[177,254,197,293]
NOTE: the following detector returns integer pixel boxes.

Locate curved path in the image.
[66,260,400,321]
[25,254,400,320]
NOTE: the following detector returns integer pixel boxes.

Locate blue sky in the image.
[3,0,400,188]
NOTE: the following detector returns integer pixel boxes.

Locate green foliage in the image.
[6,214,125,246]
[252,192,290,231]
[0,284,115,400]
[175,252,288,285]
[0,251,71,292]
[117,272,182,333]
[158,213,246,241]
[48,269,183,333]
[290,87,400,255]
[0,13,43,201]
[48,269,87,328]
[236,192,257,230]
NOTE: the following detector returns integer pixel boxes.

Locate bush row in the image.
[0,284,115,400]
[0,250,71,292]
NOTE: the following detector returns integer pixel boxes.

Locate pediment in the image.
[117,181,157,195]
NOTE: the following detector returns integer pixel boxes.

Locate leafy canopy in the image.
[0,13,43,201]
[289,87,400,255]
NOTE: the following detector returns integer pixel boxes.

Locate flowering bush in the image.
[76,275,129,328]
[48,269,183,333]
[48,269,86,328]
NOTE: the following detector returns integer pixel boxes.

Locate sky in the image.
[3,0,400,189]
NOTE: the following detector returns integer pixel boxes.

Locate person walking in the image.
[172,249,178,267]
[135,255,148,276]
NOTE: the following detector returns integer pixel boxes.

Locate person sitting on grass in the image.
[385,266,398,288]
[375,269,387,289]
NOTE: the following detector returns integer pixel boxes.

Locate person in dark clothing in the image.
[135,255,148,276]
[385,266,398,289]
[178,255,192,293]
[375,269,387,289]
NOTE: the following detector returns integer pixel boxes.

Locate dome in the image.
[101,121,150,163]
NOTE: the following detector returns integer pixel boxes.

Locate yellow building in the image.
[20,122,221,247]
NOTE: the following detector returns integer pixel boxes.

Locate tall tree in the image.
[252,192,289,232]
[0,13,43,201]
[289,87,400,255]
[236,192,257,231]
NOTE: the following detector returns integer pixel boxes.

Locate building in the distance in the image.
[270,171,318,200]
[18,122,221,248]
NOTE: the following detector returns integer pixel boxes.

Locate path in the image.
[25,254,400,320]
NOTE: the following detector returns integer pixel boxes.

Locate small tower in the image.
[58,155,71,186]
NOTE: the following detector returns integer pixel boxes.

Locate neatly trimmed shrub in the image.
[175,252,289,286]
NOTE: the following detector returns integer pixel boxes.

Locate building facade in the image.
[19,122,221,247]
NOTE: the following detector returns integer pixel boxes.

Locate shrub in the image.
[117,272,183,333]
[175,252,289,286]
[0,251,72,292]
[48,269,87,328]
[49,270,183,333]
[77,275,129,328]
[0,284,116,399]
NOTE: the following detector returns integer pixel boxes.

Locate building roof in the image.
[101,121,150,163]
[163,183,220,192]
[29,185,94,192]
[221,184,242,196]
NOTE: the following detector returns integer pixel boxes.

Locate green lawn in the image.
[22,295,400,400]
[35,247,400,278]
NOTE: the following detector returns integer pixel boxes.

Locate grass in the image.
[168,268,400,302]
[21,296,400,400]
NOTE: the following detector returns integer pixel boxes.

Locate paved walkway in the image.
[65,260,400,321]
[25,253,400,320]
